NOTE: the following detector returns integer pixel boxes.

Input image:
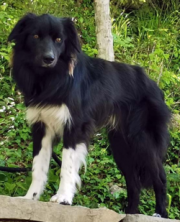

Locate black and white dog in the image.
[8,13,171,217]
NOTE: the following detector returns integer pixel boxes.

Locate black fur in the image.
[8,13,171,217]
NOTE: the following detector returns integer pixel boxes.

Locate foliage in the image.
[0,0,180,219]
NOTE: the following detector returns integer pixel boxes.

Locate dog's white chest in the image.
[26,104,72,136]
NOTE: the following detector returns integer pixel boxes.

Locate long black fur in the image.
[8,13,171,217]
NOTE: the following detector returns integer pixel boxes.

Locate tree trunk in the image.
[94,0,114,61]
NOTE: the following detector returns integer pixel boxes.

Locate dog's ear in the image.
[63,18,81,53]
[8,13,36,42]
[62,18,81,76]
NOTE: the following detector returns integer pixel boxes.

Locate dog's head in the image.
[8,13,81,75]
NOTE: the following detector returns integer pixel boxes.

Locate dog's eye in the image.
[55,38,61,43]
[34,35,39,39]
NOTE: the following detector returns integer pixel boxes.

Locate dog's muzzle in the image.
[42,51,56,68]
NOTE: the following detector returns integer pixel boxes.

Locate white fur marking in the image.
[153,213,161,218]
[23,128,52,200]
[26,104,72,137]
[107,115,117,129]
[50,143,88,204]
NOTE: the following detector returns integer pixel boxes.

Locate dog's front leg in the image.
[50,128,88,205]
[23,122,52,200]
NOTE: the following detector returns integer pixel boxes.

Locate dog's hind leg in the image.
[124,175,141,214]
[22,122,52,200]
[108,130,141,214]
[151,161,168,218]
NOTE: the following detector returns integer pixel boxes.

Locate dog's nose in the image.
[43,52,55,65]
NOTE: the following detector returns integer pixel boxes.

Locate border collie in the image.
[8,13,171,218]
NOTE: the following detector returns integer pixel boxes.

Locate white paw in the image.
[50,194,59,202]
[153,213,161,217]
[15,193,38,200]
[50,193,72,205]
